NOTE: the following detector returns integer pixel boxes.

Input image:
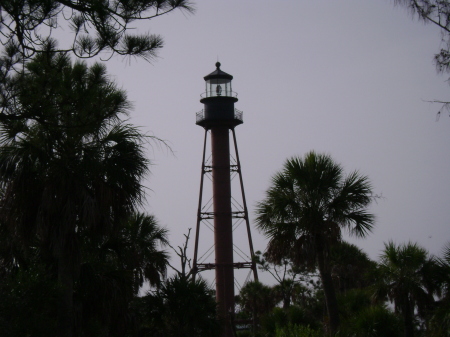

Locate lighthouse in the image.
[192,62,258,336]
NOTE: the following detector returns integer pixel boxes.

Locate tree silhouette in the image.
[141,276,220,337]
[0,51,150,337]
[329,241,377,293]
[0,0,194,60]
[394,0,450,117]
[256,151,374,335]
[429,242,450,336]
[254,250,308,309]
[373,241,437,337]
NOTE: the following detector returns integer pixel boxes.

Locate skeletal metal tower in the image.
[192,62,258,336]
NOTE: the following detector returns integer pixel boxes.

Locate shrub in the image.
[275,324,323,337]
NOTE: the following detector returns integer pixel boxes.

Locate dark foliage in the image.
[0,52,168,336]
[138,276,220,337]
[256,151,375,335]
[372,241,438,337]
[0,262,60,336]
[329,241,377,293]
[394,0,450,117]
[0,0,194,60]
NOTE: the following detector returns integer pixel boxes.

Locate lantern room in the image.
[202,62,237,98]
[197,62,242,128]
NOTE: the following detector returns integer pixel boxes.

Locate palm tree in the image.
[77,212,169,336]
[0,51,149,337]
[256,151,374,335]
[141,276,220,337]
[429,242,450,336]
[373,241,437,337]
[107,213,169,292]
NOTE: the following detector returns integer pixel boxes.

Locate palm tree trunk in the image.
[316,238,340,336]
[252,297,257,336]
[403,297,415,337]
[57,253,74,337]
[282,292,290,310]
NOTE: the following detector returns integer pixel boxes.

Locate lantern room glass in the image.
[205,78,232,97]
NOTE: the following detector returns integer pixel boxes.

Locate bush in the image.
[275,324,323,337]
[0,266,60,336]
[337,305,403,337]
[259,305,322,336]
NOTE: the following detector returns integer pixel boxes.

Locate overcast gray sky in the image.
[103,0,450,283]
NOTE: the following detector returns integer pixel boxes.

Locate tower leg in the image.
[192,129,209,281]
[231,129,259,282]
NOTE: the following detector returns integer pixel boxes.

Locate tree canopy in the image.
[394,0,450,116]
[0,51,164,337]
[256,151,375,335]
[139,276,220,337]
[0,0,194,60]
[395,0,450,73]
[373,241,438,337]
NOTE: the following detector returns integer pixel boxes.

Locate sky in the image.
[100,1,450,285]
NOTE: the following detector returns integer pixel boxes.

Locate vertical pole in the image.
[192,129,209,281]
[231,129,259,282]
[211,125,234,337]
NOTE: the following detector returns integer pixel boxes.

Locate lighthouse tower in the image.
[192,62,258,336]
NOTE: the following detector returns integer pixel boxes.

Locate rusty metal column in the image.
[231,129,259,282]
[192,129,209,281]
[211,125,234,330]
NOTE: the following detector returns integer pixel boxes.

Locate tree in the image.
[76,212,169,336]
[421,242,450,336]
[0,1,194,123]
[275,324,322,337]
[106,212,169,292]
[394,0,450,117]
[236,280,277,335]
[256,151,375,335]
[236,281,277,319]
[329,241,377,293]
[140,276,220,337]
[0,0,194,60]
[0,212,169,337]
[254,250,310,309]
[337,304,403,337]
[0,51,150,337]
[167,228,194,280]
[0,258,60,336]
[373,241,437,337]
